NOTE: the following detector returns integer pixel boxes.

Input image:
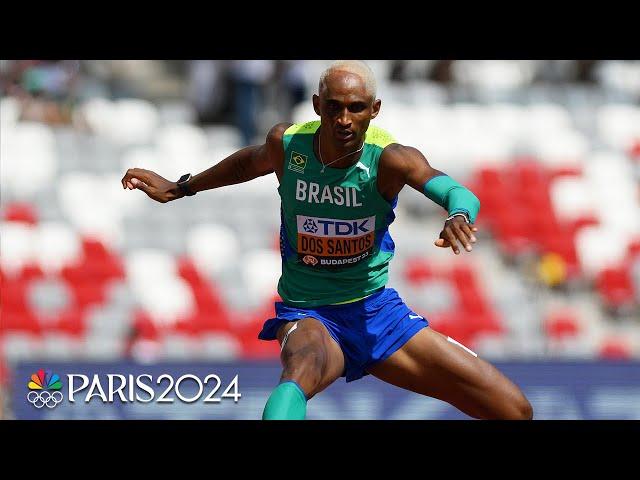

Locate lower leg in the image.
[262,319,345,420]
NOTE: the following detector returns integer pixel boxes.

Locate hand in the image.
[121,168,182,203]
[434,216,478,255]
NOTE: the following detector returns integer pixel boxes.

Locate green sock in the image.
[262,381,307,420]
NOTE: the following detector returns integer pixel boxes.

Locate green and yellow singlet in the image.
[277,120,398,307]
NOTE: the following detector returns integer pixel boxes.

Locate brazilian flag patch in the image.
[288,151,308,173]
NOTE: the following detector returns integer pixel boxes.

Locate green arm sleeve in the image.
[422,174,481,224]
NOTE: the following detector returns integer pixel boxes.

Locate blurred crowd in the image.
[1,61,640,392]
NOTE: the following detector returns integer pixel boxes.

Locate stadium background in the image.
[1,60,639,419]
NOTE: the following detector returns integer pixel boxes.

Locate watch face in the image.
[179,174,191,183]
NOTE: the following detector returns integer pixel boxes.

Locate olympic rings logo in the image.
[27,390,64,409]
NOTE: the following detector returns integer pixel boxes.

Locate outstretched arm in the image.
[378,144,480,255]
[121,123,290,203]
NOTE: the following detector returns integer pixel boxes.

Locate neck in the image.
[316,128,364,169]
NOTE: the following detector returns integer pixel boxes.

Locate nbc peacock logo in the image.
[27,369,64,409]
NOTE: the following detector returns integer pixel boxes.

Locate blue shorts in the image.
[258,287,429,382]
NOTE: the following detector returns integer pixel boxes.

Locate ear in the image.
[312,94,320,116]
[370,99,382,119]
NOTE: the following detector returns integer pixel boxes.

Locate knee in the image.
[281,343,326,397]
[504,392,533,420]
[518,397,534,420]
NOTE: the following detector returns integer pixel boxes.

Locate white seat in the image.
[41,334,82,361]
[0,222,35,276]
[81,97,117,138]
[110,98,159,147]
[575,226,629,277]
[204,125,243,149]
[405,279,457,315]
[597,104,640,151]
[160,334,201,360]
[1,122,58,199]
[597,61,640,98]
[33,221,81,274]
[158,100,197,125]
[126,248,195,326]
[120,146,162,174]
[0,95,20,126]
[185,223,240,277]
[136,278,196,326]
[156,123,208,158]
[241,248,282,307]
[57,172,125,248]
[532,130,588,167]
[28,277,72,316]
[2,333,41,363]
[550,177,596,222]
[85,307,133,338]
[472,333,510,360]
[83,336,125,360]
[199,333,241,360]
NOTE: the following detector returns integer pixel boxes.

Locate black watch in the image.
[177,173,196,197]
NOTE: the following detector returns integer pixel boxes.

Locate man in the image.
[122,60,533,420]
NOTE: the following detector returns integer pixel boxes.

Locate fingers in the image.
[443,226,460,254]
[453,223,473,252]
[122,168,151,191]
[461,223,477,243]
[434,238,451,248]
[130,177,151,193]
[435,223,480,254]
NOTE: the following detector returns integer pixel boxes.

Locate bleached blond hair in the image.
[318,60,377,99]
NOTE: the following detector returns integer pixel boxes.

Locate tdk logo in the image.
[297,215,375,238]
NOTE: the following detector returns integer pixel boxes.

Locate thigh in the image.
[276,317,346,398]
[367,327,531,419]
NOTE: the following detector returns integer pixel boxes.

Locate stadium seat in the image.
[595,267,636,309]
[0,222,35,276]
[1,333,42,363]
[544,310,581,340]
[83,336,125,360]
[2,122,58,199]
[2,202,38,225]
[40,333,82,360]
[550,177,596,223]
[199,333,242,360]
[575,226,629,278]
[33,221,81,274]
[597,104,640,151]
[185,223,240,277]
[241,249,282,308]
[599,338,633,360]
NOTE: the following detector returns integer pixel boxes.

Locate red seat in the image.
[238,329,280,359]
[133,311,161,340]
[70,283,108,309]
[428,312,472,347]
[81,237,112,261]
[544,311,580,339]
[1,280,31,315]
[53,308,85,336]
[0,312,41,335]
[405,258,433,285]
[599,339,632,360]
[18,264,45,282]
[627,237,640,261]
[2,202,38,225]
[595,267,635,308]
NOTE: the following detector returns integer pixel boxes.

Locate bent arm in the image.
[121,123,289,203]
[379,144,480,223]
[378,143,480,255]
[188,122,289,193]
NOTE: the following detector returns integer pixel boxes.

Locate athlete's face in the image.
[313,71,381,148]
